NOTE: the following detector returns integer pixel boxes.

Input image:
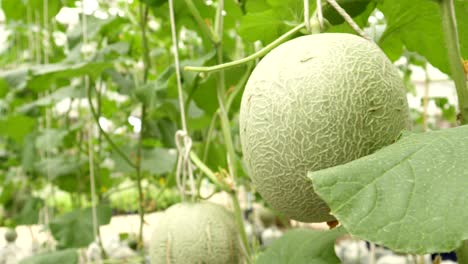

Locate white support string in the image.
[168,0,196,199]
[169,0,187,132]
[81,0,98,241]
[316,0,324,30]
[175,131,196,197]
[304,0,311,32]
[325,0,370,40]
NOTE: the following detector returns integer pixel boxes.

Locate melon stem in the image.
[440,0,468,262]
[439,0,468,125]
[184,23,306,73]
[213,0,252,260]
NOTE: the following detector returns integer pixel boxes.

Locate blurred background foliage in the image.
[0,0,466,260]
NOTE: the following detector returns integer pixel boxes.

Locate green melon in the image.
[4,228,17,243]
[239,33,409,223]
[149,202,243,264]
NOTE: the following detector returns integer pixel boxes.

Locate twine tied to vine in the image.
[175,130,196,199]
[169,0,196,200]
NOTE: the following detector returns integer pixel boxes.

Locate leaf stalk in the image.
[439,0,468,125]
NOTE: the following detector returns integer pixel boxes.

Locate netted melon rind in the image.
[149,202,242,264]
[4,229,17,243]
[240,33,409,223]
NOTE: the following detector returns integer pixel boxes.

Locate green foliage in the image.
[141,148,177,174]
[34,156,83,180]
[310,125,468,254]
[14,197,44,225]
[377,0,467,74]
[322,0,373,25]
[0,115,36,143]
[1,0,67,22]
[27,62,113,92]
[238,0,312,44]
[49,205,112,248]
[35,129,68,150]
[108,181,180,212]
[256,228,345,264]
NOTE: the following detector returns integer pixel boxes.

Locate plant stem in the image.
[198,112,219,193]
[304,0,311,32]
[135,1,151,250]
[184,23,305,73]
[135,104,146,250]
[230,192,251,260]
[184,0,219,44]
[440,0,468,261]
[34,10,42,64]
[95,80,103,201]
[457,241,468,264]
[195,63,251,193]
[439,0,468,125]
[42,0,49,64]
[202,110,219,163]
[213,0,251,259]
[190,151,231,193]
[225,63,253,113]
[325,0,370,40]
[423,64,430,131]
[140,3,151,81]
[81,0,107,253]
[316,0,324,29]
[87,86,136,169]
[87,106,99,249]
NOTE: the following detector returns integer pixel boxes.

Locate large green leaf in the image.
[34,156,82,179]
[0,115,37,143]
[1,62,111,92]
[322,0,373,25]
[238,0,311,44]
[325,0,376,35]
[67,15,117,48]
[27,62,112,91]
[238,9,287,44]
[19,249,78,264]
[104,69,136,95]
[141,148,177,174]
[21,133,37,171]
[191,64,246,115]
[0,68,30,90]
[0,78,8,98]
[19,86,85,112]
[14,197,44,225]
[95,42,130,60]
[239,0,376,44]
[151,0,232,51]
[35,129,68,150]
[2,0,64,22]
[378,0,467,74]
[49,205,113,249]
[256,228,345,264]
[309,125,468,254]
[134,65,175,106]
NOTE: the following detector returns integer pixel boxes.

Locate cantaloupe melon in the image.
[4,229,17,243]
[149,202,243,264]
[239,33,409,222]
